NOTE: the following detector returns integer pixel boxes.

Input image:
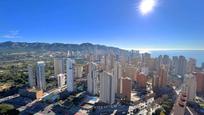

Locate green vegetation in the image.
[161,98,174,114]
[153,97,174,115]
[0,103,19,115]
[0,60,57,95]
[199,103,204,108]
[0,63,28,91]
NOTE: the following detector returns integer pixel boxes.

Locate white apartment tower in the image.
[113,61,122,95]
[87,62,98,95]
[100,71,115,104]
[36,61,46,90]
[67,58,75,92]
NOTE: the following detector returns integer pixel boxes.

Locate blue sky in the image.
[0,0,204,50]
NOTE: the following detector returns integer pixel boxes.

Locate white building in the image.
[57,74,66,88]
[28,65,35,87]
[113,61,122,95]
[67,58,75,92]
[100,71,115,104]
[54,58,65,76]
[87,62,98,95]
[184,74,197,101]
[36,61,46,90]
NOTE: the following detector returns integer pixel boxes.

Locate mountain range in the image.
[0,41,127,54]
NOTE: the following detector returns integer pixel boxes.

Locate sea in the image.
[147,50,204,67]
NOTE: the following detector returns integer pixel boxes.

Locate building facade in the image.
[113,61,122,95]
[100,71,115,104]
[36,61,46,90]
[87,62,99,95]
[122,77,132,101]
[28,65,36,87]
[54,58,65,76]
[57,73,66,88]
[184,74,197,101]
[67,58,75,92]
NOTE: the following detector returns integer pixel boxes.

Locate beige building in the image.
[54,58,65,76]
[57,74,66,88]
[74,64,84,78]
[158,65,168,88]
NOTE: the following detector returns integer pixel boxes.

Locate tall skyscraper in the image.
[152,74,159,91]
[156,55,163,71]
[36,61,46,90]
[121,77,132,101]
[87,62,99,95]
[187,58,196,74]
[171,56,179,75]
[142,53,151,65]
[54,58,65,76]
[67,58,75,92]
[57,74,66,88]
[113,61,122,95]
[184,74,197,101]
[104,54,115,72]
[163,55,170,66]
[158,65,168,88]
[100,71,115,104]
[178,56,187,77]
[28,65,36,87]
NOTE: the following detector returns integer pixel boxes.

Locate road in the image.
[18,88,65,112]
[0,94,19,103]
[17,99,38,112]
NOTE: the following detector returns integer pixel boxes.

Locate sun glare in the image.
[139,0,156,15]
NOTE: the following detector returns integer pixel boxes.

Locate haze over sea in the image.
[148,50,204,67]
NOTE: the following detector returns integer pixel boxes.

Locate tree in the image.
[0,103,19,115]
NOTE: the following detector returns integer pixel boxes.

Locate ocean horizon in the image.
[145,50,204,67]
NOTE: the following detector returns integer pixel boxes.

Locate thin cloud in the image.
[1,30,22,38]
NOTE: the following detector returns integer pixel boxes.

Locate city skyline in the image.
[0,0,204,50]
[1,0,204,115]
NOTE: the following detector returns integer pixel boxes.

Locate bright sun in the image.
[139,0,156,15]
